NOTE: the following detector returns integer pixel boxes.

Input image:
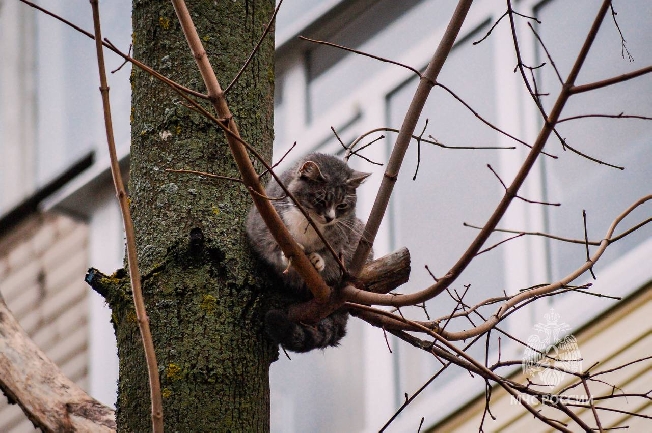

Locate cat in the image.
[246,153,372,352]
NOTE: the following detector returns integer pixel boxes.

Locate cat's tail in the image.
[265,308,348,353]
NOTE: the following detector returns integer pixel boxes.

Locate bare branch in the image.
[435,82,556,158]
[583,210,597,279]
[89,1,163,430]
[557,136,625,170]
[528,22,563,85]
[473,12,508,45]
[19,0,209,100]
[476,232,525,255]
[487,164,560,206]
[345,127,514,160]
[0,296,116,432]
[333,126,382,166]
[582,377,605,433]
[439,194,652,341]
[570,65,652,94]
[473,9,540,46]
[412,119,429,180]
[258,141,297,178]
[348,0,475,276]
[349,303,574,432]
[558,112,652,123]
[463,222,601,246]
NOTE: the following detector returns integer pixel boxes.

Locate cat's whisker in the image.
[334,219,365,239]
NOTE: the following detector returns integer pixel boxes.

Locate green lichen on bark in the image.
[116,0,277,431]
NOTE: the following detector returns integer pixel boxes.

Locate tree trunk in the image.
[106,0,276,431]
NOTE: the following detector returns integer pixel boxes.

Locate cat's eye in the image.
[336,203,349,210]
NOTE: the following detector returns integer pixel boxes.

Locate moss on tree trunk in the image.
[108,0,277,431]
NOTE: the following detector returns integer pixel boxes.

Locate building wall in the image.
[0,212,90,432]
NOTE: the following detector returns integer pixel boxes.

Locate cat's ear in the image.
[298,160,326,182]
[347,170,371,188]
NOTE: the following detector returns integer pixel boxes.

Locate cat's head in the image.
[289,154,370,225]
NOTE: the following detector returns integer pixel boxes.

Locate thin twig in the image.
[463,222,601,245]
[345,127,513,159]
[258,141,297,178]
[412,120,429,180]
[473,12,508,45]
[609,3,633,62]
[487,164,560,206]
[583,210,596,279]
[476,233,525,255]
[345,134,386,165]
[435,82,556,158]
[528,22,563,85]
[333,126,382,166]
[557,136,625,169]
[582,377,605,433]
[558,112,652,123]
[299,36,424,79]
[349,303,574,432]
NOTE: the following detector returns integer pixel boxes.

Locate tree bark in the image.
[97,1,276,431]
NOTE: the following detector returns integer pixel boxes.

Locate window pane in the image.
[536,0,652,281]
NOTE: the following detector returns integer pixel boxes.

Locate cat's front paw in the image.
[308,252,325,272]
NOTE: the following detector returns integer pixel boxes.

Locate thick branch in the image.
[359,247,411,294]
[0,297,116,432]
[348,0,475,275]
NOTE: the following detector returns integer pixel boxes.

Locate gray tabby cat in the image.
[246,153,372,352]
